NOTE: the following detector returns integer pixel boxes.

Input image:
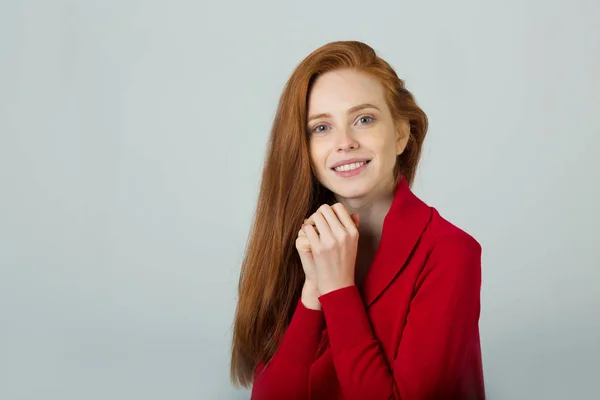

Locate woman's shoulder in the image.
[424,207,482,259]
[405,206,483,290]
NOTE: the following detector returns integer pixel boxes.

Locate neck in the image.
[335,178,397,241]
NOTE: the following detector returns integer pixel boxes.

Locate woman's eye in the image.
[358,116,374,124]
[312,125,328,133]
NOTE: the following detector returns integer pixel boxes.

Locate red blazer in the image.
[251,177,485,399]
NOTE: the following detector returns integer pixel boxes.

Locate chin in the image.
[328,181,374,200]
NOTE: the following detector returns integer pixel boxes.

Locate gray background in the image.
[1,0,598,399]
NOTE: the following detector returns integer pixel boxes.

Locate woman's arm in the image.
[318,232,483,400]
[250,285,325,400]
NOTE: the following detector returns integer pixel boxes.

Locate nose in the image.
[336,129,359,152]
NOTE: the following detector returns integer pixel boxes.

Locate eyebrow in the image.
[307,103,381,123]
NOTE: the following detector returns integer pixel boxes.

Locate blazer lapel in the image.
[360,177,432,307]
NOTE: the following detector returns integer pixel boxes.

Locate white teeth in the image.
[334,161,366,172]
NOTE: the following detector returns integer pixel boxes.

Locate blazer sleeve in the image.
[250,298,325,400]
[318,232,483,400]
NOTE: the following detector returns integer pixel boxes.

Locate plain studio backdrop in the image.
[1,0,598,399]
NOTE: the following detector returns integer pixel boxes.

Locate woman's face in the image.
[307,68,409,202]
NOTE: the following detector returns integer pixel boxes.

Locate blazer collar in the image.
[360,176,433,307]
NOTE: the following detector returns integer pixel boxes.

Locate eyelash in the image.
[310,115,376,134]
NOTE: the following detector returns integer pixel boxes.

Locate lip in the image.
[329,158,372,169]
[332,160,369,178]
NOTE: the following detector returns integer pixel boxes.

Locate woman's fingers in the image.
[303,219,319,235]
[350,213,360,228]
[318,205,347,239]
[331,203,359,234]
[310,211,332,242]
[302,223,321,250]
[303,204,359,241]
[296,229,317,282]
[296,234,312,253]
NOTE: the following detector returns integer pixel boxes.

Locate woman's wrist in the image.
[301,281,322,310]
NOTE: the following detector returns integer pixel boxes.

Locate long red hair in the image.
[230,40,428,387]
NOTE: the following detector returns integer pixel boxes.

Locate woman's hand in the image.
[296,218,323,310]
[296,225,318,283]
[301,203,360,296]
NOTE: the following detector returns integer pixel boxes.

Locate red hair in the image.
[230,40,428,387]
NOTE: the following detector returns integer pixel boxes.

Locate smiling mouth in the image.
[331,160,371,172]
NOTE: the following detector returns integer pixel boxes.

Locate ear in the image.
[395,119,410,155]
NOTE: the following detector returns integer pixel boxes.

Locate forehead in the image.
[307,69,386,114]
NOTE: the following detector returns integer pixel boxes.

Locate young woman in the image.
[230,40,485,400]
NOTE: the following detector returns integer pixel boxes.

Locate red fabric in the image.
[251,178,485,399]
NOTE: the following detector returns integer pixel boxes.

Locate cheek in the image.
[370,135,394,156]
[369,135,398,168]
[309,141,329,173]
